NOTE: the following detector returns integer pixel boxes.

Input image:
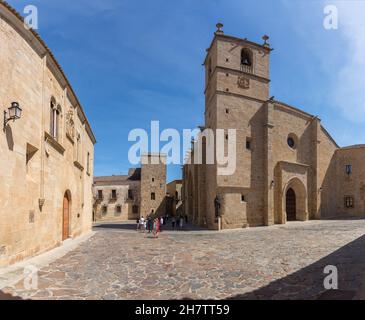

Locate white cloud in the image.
[329,1,365,123]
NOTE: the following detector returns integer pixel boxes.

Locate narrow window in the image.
[151,192,156,200]
[87,152,90,174]
[246,138,251,150]
[132,205,139,214]
[50,100,56,137]
[98,190,103,200]
[55,106,61,140]
[116,206,122,214]
[344,196,354,208]
[111,190,117,200]
[76,132,81,162]
[241,195,246,202]
[346,164,352,175]
[128,189,133,200]
[225,108,229,114]
[152,177,155,182]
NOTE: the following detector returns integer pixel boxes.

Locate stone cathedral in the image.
[182,24,365,230]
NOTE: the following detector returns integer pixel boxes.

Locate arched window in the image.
[241,48,253,74]
[50,98,56,138]
[55,105,62,140]
[50,99,62,141]
[241,48,252,66]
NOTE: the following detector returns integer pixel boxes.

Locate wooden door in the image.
[286,188,296,221]
[62,194,70,240]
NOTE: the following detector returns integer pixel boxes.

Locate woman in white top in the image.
[139,217,145,232]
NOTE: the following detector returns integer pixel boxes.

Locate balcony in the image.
[240,64,253,74]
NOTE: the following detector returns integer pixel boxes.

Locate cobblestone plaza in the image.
[2,219,365,300]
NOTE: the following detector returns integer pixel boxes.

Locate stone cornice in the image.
[74,160,84,172]
[278,161,310,169]
[44,132,65,155]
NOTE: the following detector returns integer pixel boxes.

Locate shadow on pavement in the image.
[227,234,365,300]
[0,290,22,300]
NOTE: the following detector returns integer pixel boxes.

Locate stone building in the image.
[0,1,96,266]
[93,153,166,221]
[182,24,365,230]
[166,180,183,217]
[93,169,141,221]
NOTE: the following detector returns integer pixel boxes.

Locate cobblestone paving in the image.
[3,219,365,300]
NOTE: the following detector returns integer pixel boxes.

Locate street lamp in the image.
[4,102,22,130]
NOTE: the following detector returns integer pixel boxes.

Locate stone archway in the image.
[283,178,308,222]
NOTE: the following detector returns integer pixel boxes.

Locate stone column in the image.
[39,55,47,211]
[310,117,321,219]
[263,101,275,226]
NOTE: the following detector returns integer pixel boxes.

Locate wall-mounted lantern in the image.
[4,102,22,130]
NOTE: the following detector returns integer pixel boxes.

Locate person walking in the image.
[136,217,140,231]
[148,216,153,233]
[153,218,160,238]
[139,216,145,232]
[176,217,180,231]
[160,216,164,231]
[156,218,161,238]
[172,217,176,230]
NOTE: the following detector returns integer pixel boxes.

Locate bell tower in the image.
[203,23,272,229]
[204,23,271,125]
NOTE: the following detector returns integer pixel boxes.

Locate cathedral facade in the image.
[182,24,365,230]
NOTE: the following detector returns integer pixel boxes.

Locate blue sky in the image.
[8,0,365,182]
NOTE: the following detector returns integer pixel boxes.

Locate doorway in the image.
[286,188,296,221]
[62,191,71,240]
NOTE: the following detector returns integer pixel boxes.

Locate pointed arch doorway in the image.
[286,188,296,221]
[62,191,71,241]
[282,178,308,222]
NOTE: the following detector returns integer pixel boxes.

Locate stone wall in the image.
[0,2,95,267]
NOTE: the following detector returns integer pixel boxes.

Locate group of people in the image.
[136,213,188,237]
[136,215,162,238]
